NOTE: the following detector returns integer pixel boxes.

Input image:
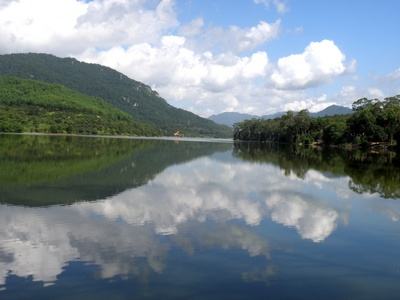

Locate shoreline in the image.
[0,132,234,144]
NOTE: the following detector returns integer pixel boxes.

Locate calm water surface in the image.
[0,135,400,299]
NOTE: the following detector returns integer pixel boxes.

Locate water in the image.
[0,135,400,299]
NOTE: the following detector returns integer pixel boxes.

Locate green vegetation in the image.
[0,76,158,135]
[234,142,400,199]
[0,53,231,137]
[233,96,400,149]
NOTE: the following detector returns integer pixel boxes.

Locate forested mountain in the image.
[209,105,353,126]
[0,53,231,137]
[312,105,352,117]
[262,111,286,120]
[0,76,158,135]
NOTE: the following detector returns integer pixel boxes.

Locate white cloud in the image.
[336,84,391,107]
[0,0,87,53]
[79,39,270,115]
[368,87,384,98]
[181,20,281,54]
[0,0,357,116]
[282,94,338,112]
[0,0,178,55]
[178,17,204,37]
[271,40,349,90]
[254,0,287,13]
[232,20,281,52]
[340,85,356,98]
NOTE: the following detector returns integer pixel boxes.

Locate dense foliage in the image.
[233,96,400,148]
[234,142,400,199]
[0,76,158,135]
[0,53,231,137]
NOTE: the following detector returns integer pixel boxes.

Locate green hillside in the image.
[0,53,232,137]
[0,76,158,135]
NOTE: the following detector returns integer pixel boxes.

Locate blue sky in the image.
[182,0,400,114]
[0,0,399,116]
[178,0,399,71]
[179,0,400,79]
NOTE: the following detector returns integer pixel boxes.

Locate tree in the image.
[323,123,346,145]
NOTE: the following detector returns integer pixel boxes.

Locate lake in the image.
[1,134,400,299]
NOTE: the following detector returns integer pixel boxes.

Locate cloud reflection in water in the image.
[0,152,379,288]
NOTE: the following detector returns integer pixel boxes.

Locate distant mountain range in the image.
[310,105,353,117]
[209,105,353,127]
[207,112,257,128]
[0,53,231,137]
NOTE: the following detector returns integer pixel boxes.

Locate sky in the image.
[0,0,399,117]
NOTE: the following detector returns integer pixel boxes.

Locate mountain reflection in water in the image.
[1,135,400,299]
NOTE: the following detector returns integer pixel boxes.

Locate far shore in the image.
[0,132,234,144]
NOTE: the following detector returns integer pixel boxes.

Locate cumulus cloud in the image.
[282,94,339,112]
[0,0,177,55]
[235,20,281,52]
[182,20,280,54]
[0,0,356,115]
[0,0,278,56]
[80,38,270,115]
[271,40,350,90]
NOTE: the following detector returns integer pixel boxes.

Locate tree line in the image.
[233,96,400,149]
